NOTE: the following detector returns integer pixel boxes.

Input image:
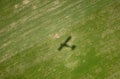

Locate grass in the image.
[0,0,120,79]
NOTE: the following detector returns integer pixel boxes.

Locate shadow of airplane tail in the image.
[71,45,76,50]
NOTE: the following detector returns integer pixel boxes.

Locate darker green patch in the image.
[72,47,101,78]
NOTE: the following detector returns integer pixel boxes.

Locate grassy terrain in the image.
[0,0,120,79]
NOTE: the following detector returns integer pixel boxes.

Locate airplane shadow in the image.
[57,36,76,51]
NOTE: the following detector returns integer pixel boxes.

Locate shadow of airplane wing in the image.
[64,36,72,44]
[58,45,63,51]
[58,36,72,51]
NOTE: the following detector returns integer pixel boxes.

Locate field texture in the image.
[0,0,120,79]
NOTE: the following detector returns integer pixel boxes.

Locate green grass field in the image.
[0,0,120,79]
